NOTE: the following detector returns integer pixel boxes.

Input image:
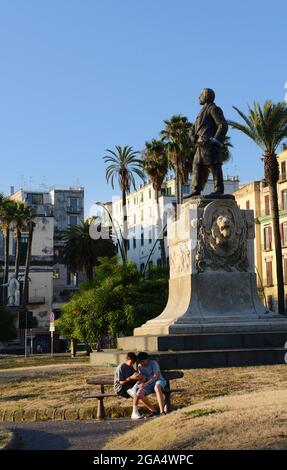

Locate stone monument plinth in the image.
[132,195,281,336]
[90,195,287,369]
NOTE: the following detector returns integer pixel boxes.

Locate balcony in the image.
[28,296,46,305]
[67,205,82,213]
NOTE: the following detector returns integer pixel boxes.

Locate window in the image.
[282,190,287,210]
[246,200,250,210]
[140,193,144,203]
[67,271,78,287]
[157,259,162,267]
[149,189,152,199]
[264,195,270,215]
[53,269,60,280]
[127,239,130,251]
[141,232,144,246]
[266,261,273,287]
[141,210,144,222]
[140,263,145,273]
[148,229,152,244]
[280,222,287,247]
[148,260,153,270]
[263,226,272,250]
[68,215,79,226]
[281,161,286,181]
[68,197,79,212]
[284,258,287,284]
[183,184,190,195]
[133,238,136,249]
[26,193,43,205]
[267,295,273,311]
[133,214,136,225]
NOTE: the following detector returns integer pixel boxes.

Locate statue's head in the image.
[199,88,215,105]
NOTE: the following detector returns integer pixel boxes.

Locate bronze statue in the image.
[189,88,228,196]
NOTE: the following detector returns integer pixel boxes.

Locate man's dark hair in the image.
[137,352,149,361]
[203,88,215,103]
[126,352,137,362]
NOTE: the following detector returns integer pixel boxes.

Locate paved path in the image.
[0,419,140,450]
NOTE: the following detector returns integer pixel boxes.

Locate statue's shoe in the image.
[183,191,201,198]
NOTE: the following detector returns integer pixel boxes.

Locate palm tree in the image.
[12,202,34,279]
[62,219,115,282]
[0,198,17,304]
[161,115,193,206]
[229,101,287,315]
[103,145,145,253]
[220,135,233,163]
[142,139,168,266]
[22,214,36,307]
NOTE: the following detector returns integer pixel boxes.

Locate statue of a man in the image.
[189,88,228,196]
[1,275,21,306]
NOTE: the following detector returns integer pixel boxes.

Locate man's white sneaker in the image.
[131,409,143,420]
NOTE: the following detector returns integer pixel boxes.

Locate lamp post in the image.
[95,202,127,264]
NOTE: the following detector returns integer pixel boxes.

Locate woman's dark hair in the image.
[137,352,149,361]
[126,352,137,362]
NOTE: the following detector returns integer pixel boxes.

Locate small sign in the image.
[50,312,55,322]
[49,322,55,332]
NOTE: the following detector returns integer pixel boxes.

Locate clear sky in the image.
[0,0,286,215]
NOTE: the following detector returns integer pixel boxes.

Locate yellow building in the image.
[234,148,287,313]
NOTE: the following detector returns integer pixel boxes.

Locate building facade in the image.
[104,175,239,272]
[1,186,85,333]
[233,148,287,313]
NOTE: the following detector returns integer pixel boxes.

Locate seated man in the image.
[132,352,167,419]
[114,352,139,398]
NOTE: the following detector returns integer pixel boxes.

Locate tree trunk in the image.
[175,170,182,215]
[3,226,10,305]
[264,153,285,315]
[122,189,128,256]
[70,339,76,357]
[14,228,21,279]
[269,182,285,314]
[156,192,166,266]
[22,223,34,307]
[86,263,94,282]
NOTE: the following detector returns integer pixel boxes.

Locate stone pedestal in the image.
[90,195,287,369]
[133,195,284,337]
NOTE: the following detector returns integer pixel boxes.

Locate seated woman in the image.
[131,351,167,419]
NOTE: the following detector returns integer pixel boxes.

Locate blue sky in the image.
[0,0,286,215]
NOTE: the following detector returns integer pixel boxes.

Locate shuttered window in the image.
[264,195,270,215]
[266,261,273,287]
[264,226,272,250]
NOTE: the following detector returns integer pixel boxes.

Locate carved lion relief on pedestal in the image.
[196,200,249,273]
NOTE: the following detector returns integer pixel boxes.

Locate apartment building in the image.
[1,186,85,333]
[233,148,287,312]
[105,175,239,272]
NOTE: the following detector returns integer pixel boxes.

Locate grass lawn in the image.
[0,430,12,448]
[0,361,287,420]
[0,353,89,370]
[105,388,287,450]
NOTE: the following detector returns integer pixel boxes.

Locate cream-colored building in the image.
[105,175,239,271]
[234,148,287,312]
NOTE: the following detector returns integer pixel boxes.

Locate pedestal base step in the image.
[118,331,287,352]
[90,347,287,370]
